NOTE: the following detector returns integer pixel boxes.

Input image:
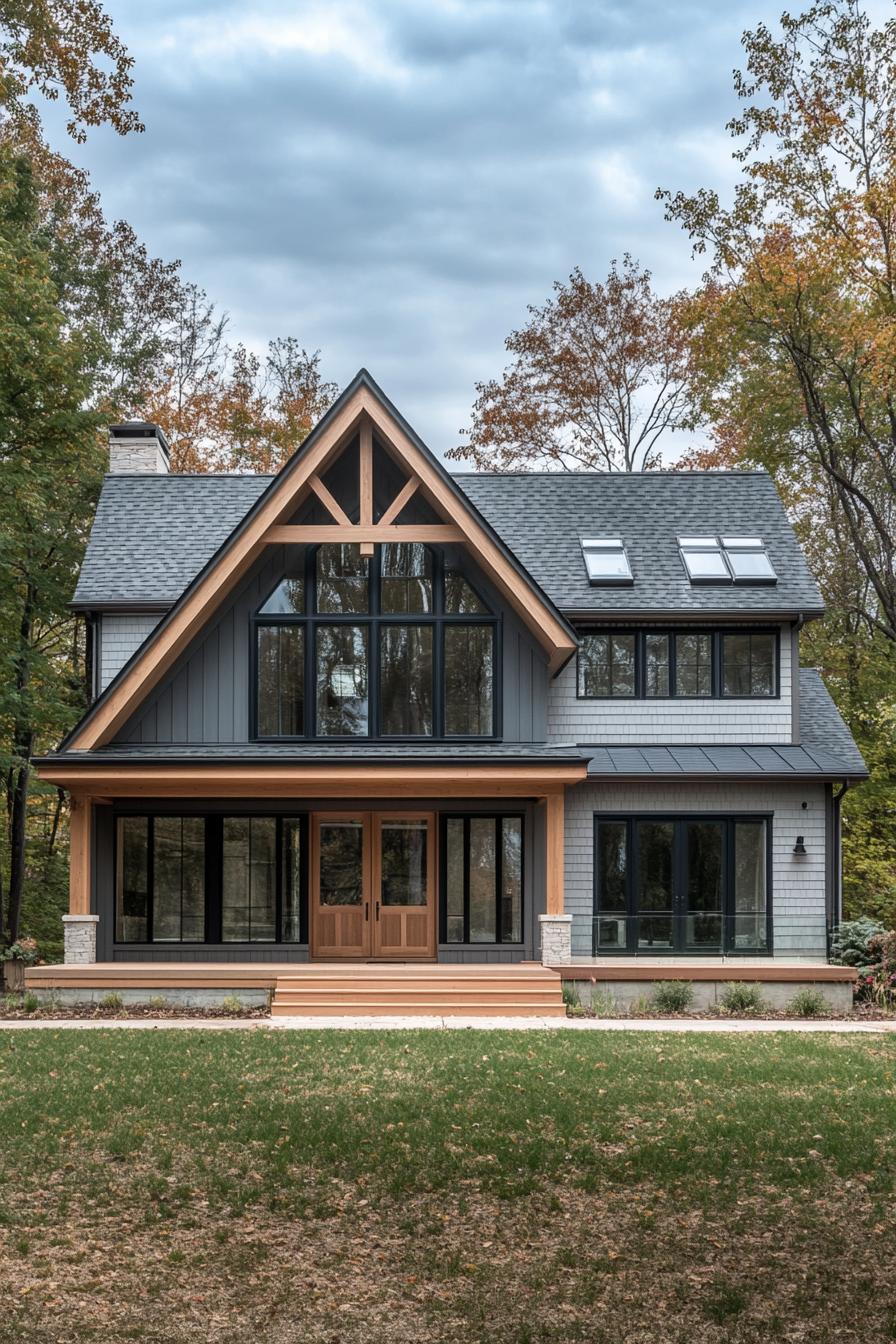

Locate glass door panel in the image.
[635,821,674,950]
[732,820,768,951]
[373,816,435,958]
[311,816,370,958]
[683,821,723,952]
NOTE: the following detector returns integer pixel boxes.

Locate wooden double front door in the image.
[310,812,436,959]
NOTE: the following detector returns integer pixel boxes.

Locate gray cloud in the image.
[46,0,770,456]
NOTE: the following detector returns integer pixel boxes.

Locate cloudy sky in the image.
[49,0,776,457]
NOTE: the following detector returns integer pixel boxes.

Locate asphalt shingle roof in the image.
[72,468,823,616]
[456,471,823,616]
[72,474,272,607]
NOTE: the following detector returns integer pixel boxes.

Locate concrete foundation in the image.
[29,987,271,1010]
[564,977,854,1015]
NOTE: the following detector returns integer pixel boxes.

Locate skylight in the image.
[678,537,730,583]
[581,538,633,586]
[678,536,777,585]
[721,537,777,583]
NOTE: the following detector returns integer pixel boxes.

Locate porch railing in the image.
[568,913,831,960]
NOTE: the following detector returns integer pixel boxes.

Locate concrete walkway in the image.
[1,1015,895,1033]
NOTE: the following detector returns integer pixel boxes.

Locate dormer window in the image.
[581,538,633,586]
[254,543,497,740]
[679,536,777,585]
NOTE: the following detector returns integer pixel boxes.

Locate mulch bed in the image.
[0,1001,269,1021]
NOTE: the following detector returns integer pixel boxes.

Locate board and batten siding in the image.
[563,780,828,960]
[99,614,162,691]
[547,623,794,745]
[114,546,549,746]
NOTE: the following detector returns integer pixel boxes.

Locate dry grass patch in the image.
[0,1029,895,1342]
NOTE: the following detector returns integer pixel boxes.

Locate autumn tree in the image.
[0,0,141,140]
[138,296,338,473]
[451,257,691,472]
[659,0,896,915]
[659,0,896,641]
[0,148,107,945]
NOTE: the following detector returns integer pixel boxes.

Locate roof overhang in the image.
[33,760,587,798]
[562,607,826,623]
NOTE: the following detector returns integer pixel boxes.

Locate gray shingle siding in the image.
[547,621,794,745]
[564,780,829,960]
[99,614,161,690]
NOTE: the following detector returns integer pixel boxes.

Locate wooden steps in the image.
[270,965,566,1018]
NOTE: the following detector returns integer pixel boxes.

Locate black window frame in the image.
[113,812,308,946]
[252,544,501,742]
[439,812,525,945]
[575,627,780,700]
[720,631,779,700]
[592,812,773,956]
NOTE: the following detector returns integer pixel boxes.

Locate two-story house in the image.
[32,371,866,1013]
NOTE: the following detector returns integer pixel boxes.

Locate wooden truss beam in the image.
[266,524,463,545]
[379,476,419,526]
[307,475,352,526]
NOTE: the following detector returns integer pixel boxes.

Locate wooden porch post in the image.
[68,796,92,915]
[545,790,565,915]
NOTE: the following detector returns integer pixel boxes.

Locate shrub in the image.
[718,982,767,1015]
[862,930,896,1006]
[561,982,581,1010]
[148,995,167,1011]
[99,991,124,1011]
[650,980,694,1014]
[787,986,830,1017]
[221,994,245,1013]
[830,917,885,968]
[587,988,618,1016]
[0,937,40,966]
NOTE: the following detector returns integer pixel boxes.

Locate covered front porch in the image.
[35,754,585,969]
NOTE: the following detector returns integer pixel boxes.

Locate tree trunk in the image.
[7,759,30,946]
[6,590,35,947]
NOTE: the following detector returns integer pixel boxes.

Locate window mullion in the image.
[463,817,470,944]
[147,816,155,945]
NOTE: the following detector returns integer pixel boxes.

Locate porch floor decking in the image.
[25,958,856,989]
[559,958,856,982]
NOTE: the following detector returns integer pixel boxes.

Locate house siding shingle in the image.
[564,780,828,960]
[99,614,161,691]
[547,624,793,745]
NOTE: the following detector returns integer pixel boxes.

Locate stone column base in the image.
[62,914,99,965]
[538,913,572,966]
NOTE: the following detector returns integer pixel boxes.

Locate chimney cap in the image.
[109,421,171,459]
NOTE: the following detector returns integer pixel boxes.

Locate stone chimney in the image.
[108,421,171,474]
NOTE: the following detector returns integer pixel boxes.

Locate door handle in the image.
[376,901,380,921]
[364,902,369,921]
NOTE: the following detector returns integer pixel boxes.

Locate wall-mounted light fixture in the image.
[793,835,807,855]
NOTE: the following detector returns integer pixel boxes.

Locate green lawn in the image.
[1,1029,895,1342]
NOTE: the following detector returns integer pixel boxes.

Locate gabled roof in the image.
[61,369,577,751]
[73,466,823,619]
